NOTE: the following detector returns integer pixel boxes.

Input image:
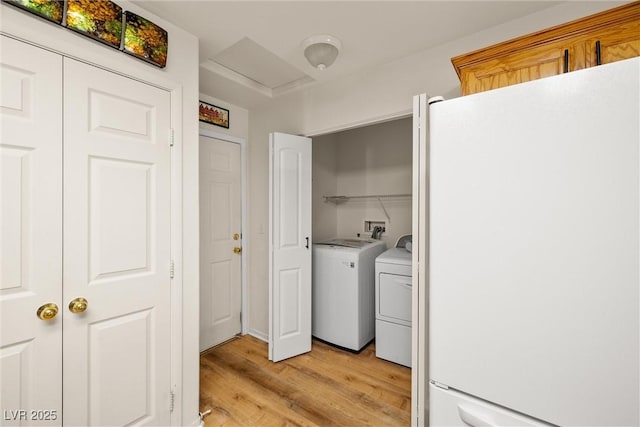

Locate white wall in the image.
[246,1,625,337]
[335,118,412,248]
[0,5,201,425]
[246,100,306,337]
[312,118,413,247]
[312,134,338,242]
[199,93,249,140]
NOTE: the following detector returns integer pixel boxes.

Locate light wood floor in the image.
[200,335,411,426]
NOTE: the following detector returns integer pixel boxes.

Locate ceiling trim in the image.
[200,59,317,99]
[306,108,412,137]
[200,60,273,98]
[272,75,315,97]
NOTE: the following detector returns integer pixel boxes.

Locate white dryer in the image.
[375,244,412,367]
[312,238,386,351]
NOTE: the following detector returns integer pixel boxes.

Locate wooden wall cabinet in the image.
[452,2,640,95]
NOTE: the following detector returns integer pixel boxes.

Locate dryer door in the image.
[378,273,412,326]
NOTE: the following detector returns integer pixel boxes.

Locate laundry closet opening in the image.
[311,116,414,367]
[305,115,414,406]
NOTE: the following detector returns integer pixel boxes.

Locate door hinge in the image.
[170,260,175,279]
[169,389,175,413]
[170,128,175,147]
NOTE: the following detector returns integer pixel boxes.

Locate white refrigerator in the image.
[428,57,639,426]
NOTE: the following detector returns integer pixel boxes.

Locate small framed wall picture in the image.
[199,101,229,129]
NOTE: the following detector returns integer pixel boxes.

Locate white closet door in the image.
[199,136,242,351]
[412,93,429,426]
[0,36,63,425]
[62,58,172,426]
[268,132,312,362]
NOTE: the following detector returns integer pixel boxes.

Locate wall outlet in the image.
[364,220,386,232]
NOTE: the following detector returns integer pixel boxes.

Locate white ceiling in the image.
[136,1,562,108]
[214,37,309,89]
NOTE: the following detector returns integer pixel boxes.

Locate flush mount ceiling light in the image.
[302,35,342,70]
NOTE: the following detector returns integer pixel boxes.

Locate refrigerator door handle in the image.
[458,404,499,427]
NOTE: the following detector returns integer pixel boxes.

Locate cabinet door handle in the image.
[595,40,602,66]
[563,49,569,73]
[305,237,309,249]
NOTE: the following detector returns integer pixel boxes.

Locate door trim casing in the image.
[198,128,248,335]
[302,109,422,425]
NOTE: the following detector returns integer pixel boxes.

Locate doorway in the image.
[199,133,247,351]
[310,116,414,371]
[262,117,414,423]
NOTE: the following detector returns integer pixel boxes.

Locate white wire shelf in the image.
[322,193,411,203]
[322,193,411,222]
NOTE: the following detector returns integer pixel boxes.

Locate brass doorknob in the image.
[37,303,59,320]
[233,233,240,241]
[233,247,242,254]
[68,297,88,314]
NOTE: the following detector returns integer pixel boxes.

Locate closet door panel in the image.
[63,58,172,426]
[0,36,62,425]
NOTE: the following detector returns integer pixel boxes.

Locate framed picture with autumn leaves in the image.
[1,0,64,23]
[199,101,230,129]
[123,11,168,68]
[65,0,123,49]
[2,0,168,68]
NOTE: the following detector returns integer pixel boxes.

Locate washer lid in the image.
[377,247,412,265]
[316,238,377,249]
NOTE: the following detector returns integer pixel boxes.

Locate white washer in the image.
[312,238,386,351]
[375,246,412,367]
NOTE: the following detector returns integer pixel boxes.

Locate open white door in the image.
[268,132,312,362]
[412,94,429,427]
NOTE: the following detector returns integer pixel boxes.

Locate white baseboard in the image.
[247,329,268,342]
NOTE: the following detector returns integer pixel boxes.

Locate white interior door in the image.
[412,94,429,427]
[62,58,172,426]
[0,35,63,426]
[268,132,312,362]
[199,136,242,351]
